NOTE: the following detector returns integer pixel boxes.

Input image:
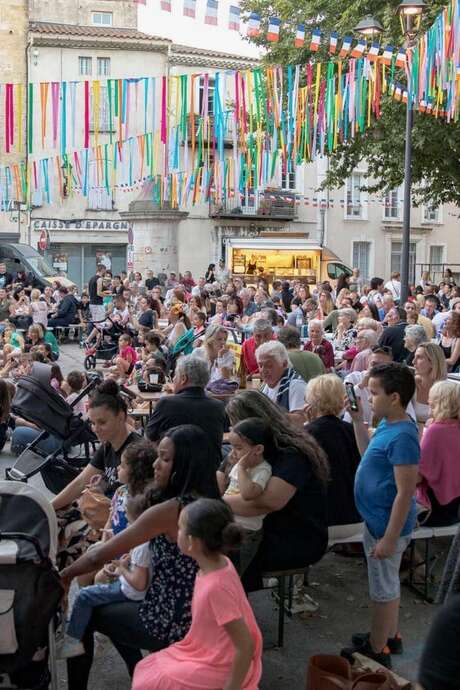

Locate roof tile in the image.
[29,21,168,42]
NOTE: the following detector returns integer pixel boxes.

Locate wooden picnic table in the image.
[125,384,164,415]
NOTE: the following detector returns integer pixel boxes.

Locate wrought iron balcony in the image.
[210,189,297,220]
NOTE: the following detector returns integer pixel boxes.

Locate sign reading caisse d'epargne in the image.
[32,219,129,231]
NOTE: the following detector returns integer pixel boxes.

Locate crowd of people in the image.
[2,259,460,690]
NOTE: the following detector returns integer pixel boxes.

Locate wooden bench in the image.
[52,324,84,343]
[261,567,308,648]
[328,524,459,602]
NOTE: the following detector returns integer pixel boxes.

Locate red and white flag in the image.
[339,36,352,58]
[367,42,380,61]
[329,31,338,54]
[183,0,196,17]
[228,5,240,31]
[205,0,218,25]
[351,38,366,58]
[381,45,394,66]
[267,17,281,42]
[295,24,305,48]
[310,28,321,52]
[247,12,261,37]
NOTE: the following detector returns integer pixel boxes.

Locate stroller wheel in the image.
[84,355,96,370]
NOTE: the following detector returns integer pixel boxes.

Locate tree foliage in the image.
[240,0,460,206]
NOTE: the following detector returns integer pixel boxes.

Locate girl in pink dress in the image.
[132,498,262,690]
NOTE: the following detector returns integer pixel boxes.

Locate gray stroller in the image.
[0,480,63,689]
[7,363,100,494]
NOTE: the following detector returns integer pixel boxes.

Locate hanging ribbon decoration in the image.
[0,0,458,211]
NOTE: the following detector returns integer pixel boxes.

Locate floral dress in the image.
[139,534,198,644]
[333,326,357,352]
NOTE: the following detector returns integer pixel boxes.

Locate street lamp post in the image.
[398,0,426,304]
[355,3,426,304]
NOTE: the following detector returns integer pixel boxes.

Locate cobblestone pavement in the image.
[0,343,442,689]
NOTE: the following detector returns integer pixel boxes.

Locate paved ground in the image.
[0,343,447,689]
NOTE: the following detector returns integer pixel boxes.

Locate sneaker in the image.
[56,634,85,659]
[341,639,392,669]
[351,631,403,655]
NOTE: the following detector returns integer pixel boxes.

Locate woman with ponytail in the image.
[132,498,262,690]
[53,379,138,514]
[52,380,139,570]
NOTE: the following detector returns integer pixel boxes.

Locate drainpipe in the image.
[26,0,32,245]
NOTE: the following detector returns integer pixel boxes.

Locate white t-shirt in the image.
[385,280,402,300]
[225,460,272,531]
[261,377,307,412]
[120,542,151,601]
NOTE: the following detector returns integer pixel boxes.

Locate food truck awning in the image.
[226,238,341,258]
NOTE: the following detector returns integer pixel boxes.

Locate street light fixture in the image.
[398,0,426,303]
[353,15,384,37]
[399,0,426,37]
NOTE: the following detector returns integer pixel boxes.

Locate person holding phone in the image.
[341,363,420,669]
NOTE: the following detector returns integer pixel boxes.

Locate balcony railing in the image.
[187,113,235,148]
[210,189,297,220]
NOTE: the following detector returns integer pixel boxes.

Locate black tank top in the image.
[88,274,102,304]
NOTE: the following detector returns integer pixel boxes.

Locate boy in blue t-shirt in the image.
[342,363,420,669]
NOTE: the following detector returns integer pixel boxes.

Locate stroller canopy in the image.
[0,481,58,564]
[12,362,77,440]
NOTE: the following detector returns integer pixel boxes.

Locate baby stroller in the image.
[7,363,99,494]
[83,314,134,371]
[0,480,63,689]
[165,328,205,377]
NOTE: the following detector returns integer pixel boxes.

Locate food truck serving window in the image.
[231,247,320,283]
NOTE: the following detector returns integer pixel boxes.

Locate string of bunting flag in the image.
[135,0,459,119]
[247,0,459,119]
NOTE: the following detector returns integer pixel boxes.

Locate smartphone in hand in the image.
[345,382,359,412]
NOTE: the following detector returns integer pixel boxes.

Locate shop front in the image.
[32,218,129,288]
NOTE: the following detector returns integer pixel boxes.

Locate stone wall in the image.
[29,0,137,28]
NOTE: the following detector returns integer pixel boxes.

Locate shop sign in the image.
[32,219,129,232]
[127,246,135,271]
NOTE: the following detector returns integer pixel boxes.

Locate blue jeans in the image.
[68,581,129,641]
[10,427,62,456]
